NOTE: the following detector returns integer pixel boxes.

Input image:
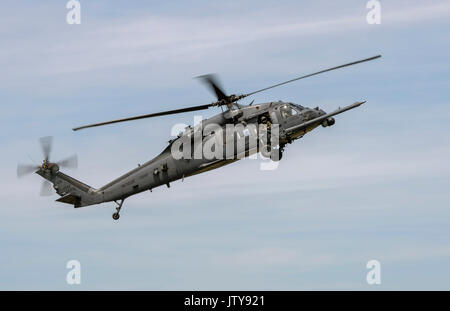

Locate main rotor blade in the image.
[40,180,53,196]
[57,154,78,169]
[17,164,40,178]
[40,136,53,161]
[73,104,212,131]
[197,74,228,101]
[244,55,381,97]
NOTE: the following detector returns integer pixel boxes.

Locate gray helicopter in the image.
[17,55,381,220]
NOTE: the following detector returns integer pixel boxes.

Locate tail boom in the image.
[36,169,103,207]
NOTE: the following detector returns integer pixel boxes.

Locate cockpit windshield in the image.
[280,104,298,118]
[293,103,305,110]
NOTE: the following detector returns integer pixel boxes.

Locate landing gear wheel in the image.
[112,212,120,220]
[261,143,283,161]
[260,145,272,158]
[271,149,283,161]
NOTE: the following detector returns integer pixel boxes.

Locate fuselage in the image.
[36,99,364,209]
[90,101,325,205]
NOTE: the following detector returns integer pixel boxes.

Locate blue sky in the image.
[1,0,450,290]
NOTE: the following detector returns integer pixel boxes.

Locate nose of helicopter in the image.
[313,107,327,116]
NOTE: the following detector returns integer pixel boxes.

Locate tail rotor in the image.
[17,136,78,196]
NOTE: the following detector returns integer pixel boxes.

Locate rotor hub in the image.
[41,160,49,170]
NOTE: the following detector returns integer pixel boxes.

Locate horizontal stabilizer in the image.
[56,194,81,207]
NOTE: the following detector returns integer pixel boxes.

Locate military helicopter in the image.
[17,55,381,220]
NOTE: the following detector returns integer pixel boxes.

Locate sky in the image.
[1,0,450,290]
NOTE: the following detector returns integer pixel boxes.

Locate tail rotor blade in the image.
[39,136,53,161]
[40,180,54,196]
[57,154,78,169]
[17,164,39,178]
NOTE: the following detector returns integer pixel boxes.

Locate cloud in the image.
[1,0,450,86]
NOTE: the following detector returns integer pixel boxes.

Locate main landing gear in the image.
[112,199,125,221]
[260,142,285,161]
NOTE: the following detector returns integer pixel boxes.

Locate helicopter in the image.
[17,55,381,220]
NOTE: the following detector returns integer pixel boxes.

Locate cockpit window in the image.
[280,105,298,118]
